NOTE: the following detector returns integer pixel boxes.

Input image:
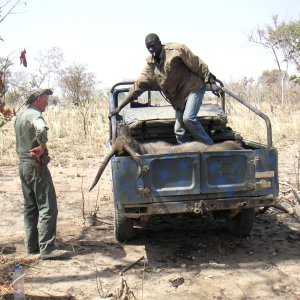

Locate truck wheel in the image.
[114,206,134,242]
[228,207,255,237]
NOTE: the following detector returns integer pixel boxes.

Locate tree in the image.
[0,47,64,107]
[0,0,27,96]
[59,63,98,137]
[259,69,282,85]
[249,15,300,72]
[0,0,29,107]
[274,19,300,71]
[0,57,13,97]
[249,15,300,103]
[59,63,97,105]
[0,0,27,41]
[31,47,64,88]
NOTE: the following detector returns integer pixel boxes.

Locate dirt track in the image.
[1,143,300,299]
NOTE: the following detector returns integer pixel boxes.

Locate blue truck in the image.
[106,81,279,242]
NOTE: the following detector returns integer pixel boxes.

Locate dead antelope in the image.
[89,124,243,191]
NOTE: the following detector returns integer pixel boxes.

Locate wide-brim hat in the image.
[26,89,53,105]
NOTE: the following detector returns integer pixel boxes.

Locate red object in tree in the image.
[0,100,16,121]
[20,49,27,67]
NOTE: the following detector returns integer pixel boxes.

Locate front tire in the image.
[228,207,255,237]
[114,206,134,242]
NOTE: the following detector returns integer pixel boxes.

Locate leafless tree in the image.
[59,63,98,137]
[31,47,64,88]
[0,57,13,96]
[249,15,300,104]
[59,63,97,105]
[0,0,27,39]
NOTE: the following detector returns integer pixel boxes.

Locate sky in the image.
[1,0,300,89]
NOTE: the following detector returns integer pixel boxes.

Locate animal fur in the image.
[89,124,243,191]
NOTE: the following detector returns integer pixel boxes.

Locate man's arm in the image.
[109,86,141,117]
[30,115,48,157]
[30,143,46,158]
[109,64,158,117]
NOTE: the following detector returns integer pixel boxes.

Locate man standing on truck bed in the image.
[110,33,221,145]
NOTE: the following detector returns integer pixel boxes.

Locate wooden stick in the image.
[119,256,145,276]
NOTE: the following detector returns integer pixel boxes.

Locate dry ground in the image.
[1,142,300,300]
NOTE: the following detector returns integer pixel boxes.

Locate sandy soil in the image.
[1,142,300,300]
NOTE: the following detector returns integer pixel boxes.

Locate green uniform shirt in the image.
[15,106,48,159]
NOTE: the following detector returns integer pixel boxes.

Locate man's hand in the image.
[208,73,217,84]
[29,144,46,158]
[210,83,223,98]
[109,107,120,118]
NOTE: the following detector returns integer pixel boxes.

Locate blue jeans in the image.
[174,86,213,145]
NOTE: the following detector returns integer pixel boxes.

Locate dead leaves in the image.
[0,99,16,127]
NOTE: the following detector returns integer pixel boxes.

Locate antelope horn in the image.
[89,149,115,192]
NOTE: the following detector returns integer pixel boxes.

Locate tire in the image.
[114,206,134,242]
[228,207,255,237]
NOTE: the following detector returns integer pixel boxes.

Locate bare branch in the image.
[0,0,26,23]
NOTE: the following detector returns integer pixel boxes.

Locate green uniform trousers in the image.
[18,159,58,255]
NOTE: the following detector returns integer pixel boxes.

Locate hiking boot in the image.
[27,249,40,258]
[40,249,71,260]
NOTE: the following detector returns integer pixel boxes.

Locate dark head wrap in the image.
[145,33,160,45]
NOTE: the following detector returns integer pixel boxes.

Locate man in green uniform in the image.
[15,89,69,259]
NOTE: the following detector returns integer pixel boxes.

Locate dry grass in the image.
[0,100,109,167]
[45,100,109,166]
[1,86,300,167]
[224,97,300,147]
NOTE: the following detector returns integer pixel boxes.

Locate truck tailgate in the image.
[111,150,255,203]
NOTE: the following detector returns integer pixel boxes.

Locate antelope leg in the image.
[123,144,141,163]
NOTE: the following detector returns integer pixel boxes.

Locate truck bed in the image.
[111,144,278,216]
